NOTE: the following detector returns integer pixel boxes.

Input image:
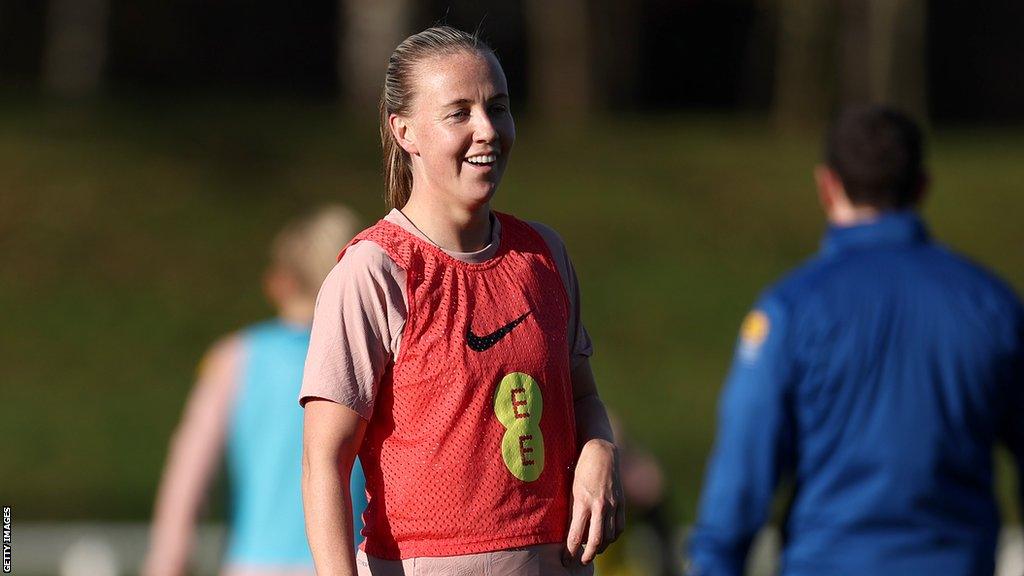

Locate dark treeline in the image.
[1,0,1023,122]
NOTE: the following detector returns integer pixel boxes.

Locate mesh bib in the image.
[341,212,576,559]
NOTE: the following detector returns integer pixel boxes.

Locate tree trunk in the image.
[593,0,640,110]
[739,0,779,110]
[523,0,593,122]
[340,0,411,115]
[838,0,871,106]
[838,0,928,119]
[773,0,835,129]
[43,0,109,97]
[867,0,927,120]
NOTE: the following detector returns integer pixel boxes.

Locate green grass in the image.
[1,97,1021,525]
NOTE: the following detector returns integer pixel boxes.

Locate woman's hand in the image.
[564,437,625,566]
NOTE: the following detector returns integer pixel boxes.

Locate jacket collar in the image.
[820,210,930,256]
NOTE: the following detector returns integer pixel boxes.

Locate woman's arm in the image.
[564,358,625,566]
[142,337,241,576]
[302,399,367,576]
[522,222,623,565]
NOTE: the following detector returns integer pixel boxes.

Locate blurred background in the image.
[2,0,1023,574]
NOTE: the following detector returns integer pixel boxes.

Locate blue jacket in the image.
[688,212,1024,576]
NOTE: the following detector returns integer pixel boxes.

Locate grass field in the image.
[1,96,1022,525]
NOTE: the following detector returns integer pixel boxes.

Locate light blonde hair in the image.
[380,26,494,209]
[270,205,360,297]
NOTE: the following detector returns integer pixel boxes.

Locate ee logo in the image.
[494,372,545,482]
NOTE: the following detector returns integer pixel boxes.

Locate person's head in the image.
[380,26,515,211]
[815,105,928,224]
[264,205,360,321]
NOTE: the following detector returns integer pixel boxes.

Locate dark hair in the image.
[824,105,925,209]
[380,26,494,209]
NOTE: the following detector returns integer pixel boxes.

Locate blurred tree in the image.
[0,2,46,85]
[593,0,641,111]
[773,0,835,129]
[738,0,777,111]
[524,0,593,122]
[776,0,927,127]
[838,0,871,106]
[839,0,928,120]
[865,0,927,119]
[43,0,109,96]
[340,0,412,115]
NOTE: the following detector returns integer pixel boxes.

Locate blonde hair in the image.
[380,26,494,209]
[270,205,360,297]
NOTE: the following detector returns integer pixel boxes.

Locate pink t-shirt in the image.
[299,209,592,418]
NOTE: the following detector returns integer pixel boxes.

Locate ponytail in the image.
[380,94,414,210]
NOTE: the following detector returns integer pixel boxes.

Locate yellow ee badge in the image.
[494,372,545,482]
[738,310,770,362]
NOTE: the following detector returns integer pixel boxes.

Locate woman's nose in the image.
[474,111,498,143]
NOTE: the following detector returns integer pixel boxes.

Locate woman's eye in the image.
[490,104,508,114]
[449,110,469,119]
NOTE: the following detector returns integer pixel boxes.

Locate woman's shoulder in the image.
[322,238,407,298]
[338,238,404,273]
[520,219,562,242]
[517,218,570,261]
[513,219,579,297]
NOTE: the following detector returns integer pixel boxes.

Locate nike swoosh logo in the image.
[466,312,531,352]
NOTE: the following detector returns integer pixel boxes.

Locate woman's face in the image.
[396,50,515,210]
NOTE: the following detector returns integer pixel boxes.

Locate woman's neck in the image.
[400,194,492,252]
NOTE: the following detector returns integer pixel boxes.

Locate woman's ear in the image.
[390,113,418,156]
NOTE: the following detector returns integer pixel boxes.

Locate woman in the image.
[144,206,365,576]
[300,26,622,576]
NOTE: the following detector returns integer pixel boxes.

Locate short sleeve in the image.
[527,221,593,368]
[299,241,408,420]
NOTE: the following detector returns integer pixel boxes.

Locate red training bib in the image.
[341,212,577,559]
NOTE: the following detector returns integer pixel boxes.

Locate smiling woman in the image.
[298,25,624,576]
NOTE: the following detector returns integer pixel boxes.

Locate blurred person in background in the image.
[143,205,366,576]
[300,26,622,576]
[687,105,1024,576]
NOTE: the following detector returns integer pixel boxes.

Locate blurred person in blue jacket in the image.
[687,105,1024,576]
[143,206,368,576]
